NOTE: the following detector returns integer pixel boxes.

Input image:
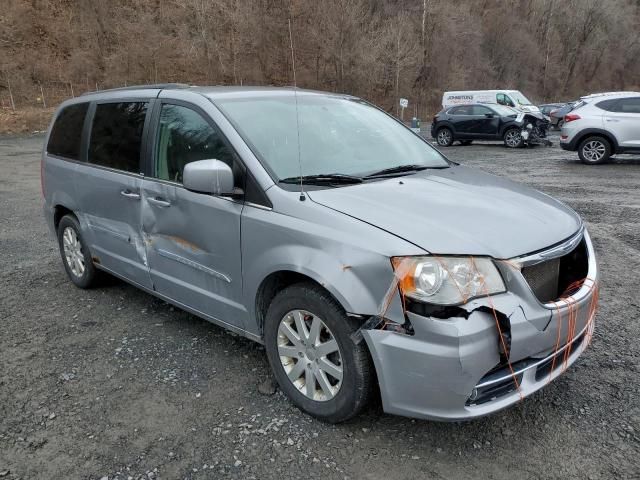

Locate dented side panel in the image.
[241,187,427,337]
[141,178,248,329]
[73,163,153,289]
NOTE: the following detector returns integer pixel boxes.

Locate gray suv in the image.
[43,85,599,422]
[560,92,640,164]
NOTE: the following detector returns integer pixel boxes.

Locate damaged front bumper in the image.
[362,230,598,421]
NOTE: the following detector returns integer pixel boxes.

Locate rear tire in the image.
[436,127,454,147]
[578,136,611,165]
[504,128,524,148]
[57,214,99,288]
[264,282,373,423]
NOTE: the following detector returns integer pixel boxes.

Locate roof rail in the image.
[580,91,640,100]
[81,83,191,96]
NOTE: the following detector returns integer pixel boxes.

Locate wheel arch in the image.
[254,269,366,338]
[53,204,76,231]
[574,128,619,152]
[435,122,455,136]
[500,122,520,137]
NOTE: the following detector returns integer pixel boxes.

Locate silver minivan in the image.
[42,85,599,423]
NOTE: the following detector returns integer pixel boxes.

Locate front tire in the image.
[504,127,524,148]
[436,127,454,147]
[264,283,373,423]
[578,136,611,165]
[57,214,99,288]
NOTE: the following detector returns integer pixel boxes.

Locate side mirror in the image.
[183,159,235,196]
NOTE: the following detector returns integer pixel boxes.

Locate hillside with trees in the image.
[1,0,639,125]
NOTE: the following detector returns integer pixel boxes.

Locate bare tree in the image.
[1,0,639,114]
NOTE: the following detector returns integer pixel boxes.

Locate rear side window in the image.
[596,99,619,112]
[88,102,148,173]
[47,103,89,160]
[449,106,472,115]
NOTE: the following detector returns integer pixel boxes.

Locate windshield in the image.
[215,94,449,180]
[510,91,533,106]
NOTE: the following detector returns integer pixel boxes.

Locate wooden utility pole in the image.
[40,84,47,108]
[6,73,15,111]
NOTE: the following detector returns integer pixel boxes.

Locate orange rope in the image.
[547,300,564,385]
[470,257,523,401]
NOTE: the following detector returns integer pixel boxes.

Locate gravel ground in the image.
[0,133,639,480]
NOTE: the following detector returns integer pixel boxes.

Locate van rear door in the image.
[75,100,153,289]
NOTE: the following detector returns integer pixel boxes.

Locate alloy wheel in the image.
[62,226,85,277]
[582,140,606,163]
[277,309,343,401]
[437,129,452,146]
[505,129,522,147]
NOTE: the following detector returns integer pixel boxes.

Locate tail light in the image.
[564,113,581,123]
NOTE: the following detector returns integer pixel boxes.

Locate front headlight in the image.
[392,256,506,305]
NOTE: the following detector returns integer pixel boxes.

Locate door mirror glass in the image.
[183,159,235,196]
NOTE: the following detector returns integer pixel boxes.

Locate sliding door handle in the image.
[120,190,140,200]
[147,197,171,207]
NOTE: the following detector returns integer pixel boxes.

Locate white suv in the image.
[560,92,640,164]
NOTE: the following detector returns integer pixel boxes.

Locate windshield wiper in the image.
[279,173,363,185]
[364,164,434,178]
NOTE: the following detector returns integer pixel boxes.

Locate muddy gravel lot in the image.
[1,133,639,480]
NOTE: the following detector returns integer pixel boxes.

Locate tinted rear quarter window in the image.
[47,103,89,160]
[596,99,619,112]
[449,106,472,115]
[89,102,148,173]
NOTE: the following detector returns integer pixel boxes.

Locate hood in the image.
[307,165,581,259]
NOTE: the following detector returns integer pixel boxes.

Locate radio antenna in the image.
[288,16,305,201]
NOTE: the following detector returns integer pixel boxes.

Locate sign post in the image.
[399,98,408,121]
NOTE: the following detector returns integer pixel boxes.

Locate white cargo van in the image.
[442,90,540,113]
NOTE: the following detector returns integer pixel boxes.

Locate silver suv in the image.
[42,84,598,423]
[560,92,640,164]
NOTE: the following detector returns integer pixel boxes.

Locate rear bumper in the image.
[363,230,598,421]
[560,136,579,151]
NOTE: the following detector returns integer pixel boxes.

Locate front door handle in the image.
[148,197,171,207]
[120,189,140,200]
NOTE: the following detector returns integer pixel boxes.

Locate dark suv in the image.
[431,104,525,148]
